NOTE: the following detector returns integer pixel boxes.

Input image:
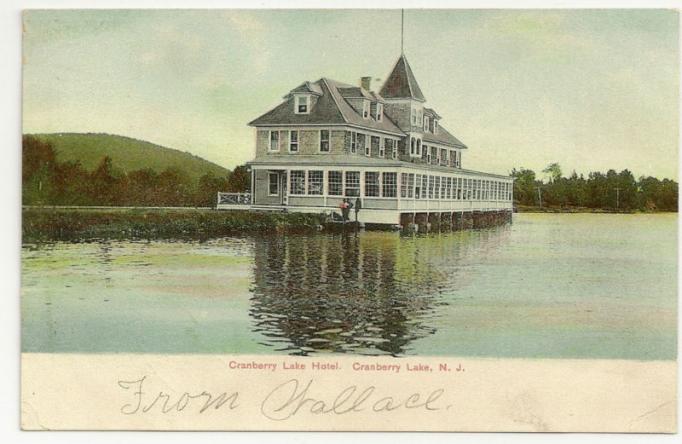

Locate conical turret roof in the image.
[379,54,426,102]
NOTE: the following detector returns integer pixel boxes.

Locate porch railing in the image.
[217,192,251,205]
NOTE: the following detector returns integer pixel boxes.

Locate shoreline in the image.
[515,205,677,214]
[22,206,677,242]
[22,207,326,242]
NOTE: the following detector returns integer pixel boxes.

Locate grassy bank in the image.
[23,207,326,242]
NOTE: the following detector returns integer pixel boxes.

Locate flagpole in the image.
[401,9,404,55]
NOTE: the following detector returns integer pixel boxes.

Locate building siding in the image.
[254,169,282,205]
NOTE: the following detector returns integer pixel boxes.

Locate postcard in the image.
[20,8,677,432]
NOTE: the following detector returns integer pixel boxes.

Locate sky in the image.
[22,9,679,179]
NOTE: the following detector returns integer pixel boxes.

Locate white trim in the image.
[294,94,311,115]
[288,129,299,153]
[267,172,279,196]
[267,130,281,152]
[254,124,403,139]
[318,128,330,153]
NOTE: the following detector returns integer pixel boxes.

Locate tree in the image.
[89,156,125,205]
[52,160,90,205]
[510,167,538,206]
[157,167,194,206]
[542,162,562,183]
[195,172,229,207]
[22,135,58,205]
[127,168,160,206]
[226,164,251,192]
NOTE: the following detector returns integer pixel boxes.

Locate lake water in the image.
[21,213,677,360]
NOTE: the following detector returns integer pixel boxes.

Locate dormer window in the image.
[295,95,310,114]
[434,120,438,134]
[362,100,370,119]
[376,103,383,121]
[424,116,429,132]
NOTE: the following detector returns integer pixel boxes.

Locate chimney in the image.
[360,76,372,91]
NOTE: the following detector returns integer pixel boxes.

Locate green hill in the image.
[28,133,229,182]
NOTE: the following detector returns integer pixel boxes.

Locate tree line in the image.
[23,135,250,207]
[512,163,678,211]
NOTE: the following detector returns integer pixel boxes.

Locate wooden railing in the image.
[217,192,252,205]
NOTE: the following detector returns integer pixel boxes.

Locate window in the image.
[290,170,305,195]
[389,140,397,159]
[421,175,428,199]
[328,171,343,196]
[445,177,451,199]
[295,95,310,114]
[365,172,380,197]
[268,173,279,196]
[364,135,371,156]
[371,136,380,156]
[410,138,415,155]
[434,120,438,134]
[416,139,421,156]
[434,176,440,199]
[424,116,429,132]
[441,149,447,165]
[379,138,385,157]
[441,176,447,199]
[377,103,383,121]
[308,170,323,195]
[269,131,280,152]
[289,130,299,152]
[428,175,434,199]
[382,172,397,198]
[319,130,330,152]
[350,132,357,154]
[411,108,417,125]
[417,109,423,126]
[363,100,370,119]
[400,173,408,198]
[407,174,414,198]
[344,171,360,196]
[415,174,422,199]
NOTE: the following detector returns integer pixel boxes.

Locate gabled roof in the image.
[323,78,402,134]
[283,81,323,99]
[252,80,346,126]
[338,86,373,100]
[424,107,441,119]
[423,124,467,149]
[379,54,426,102]
[250,78,404,136]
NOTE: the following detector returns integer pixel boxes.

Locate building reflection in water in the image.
[249,228,510,356]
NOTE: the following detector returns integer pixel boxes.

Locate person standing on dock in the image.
[354,197,362,223]
[340,199,350,223]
